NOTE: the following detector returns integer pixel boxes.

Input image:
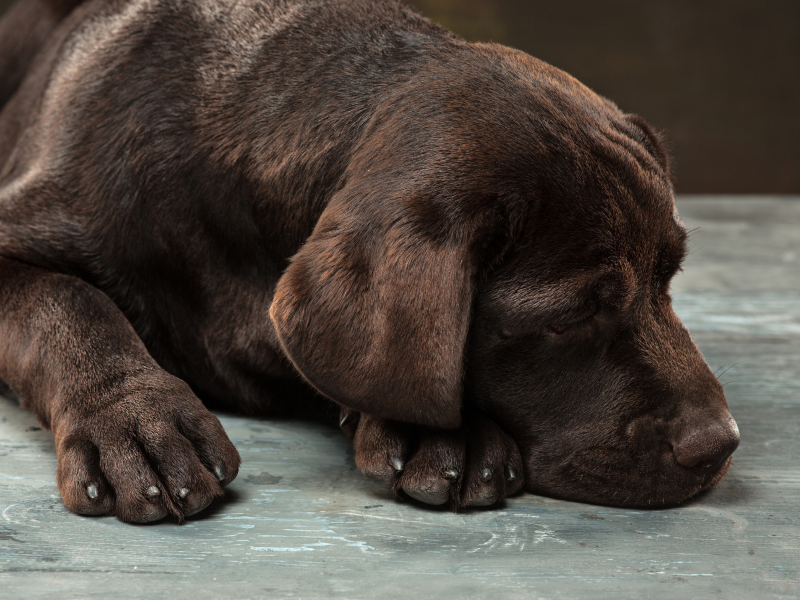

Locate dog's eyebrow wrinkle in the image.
[498,270,620,322]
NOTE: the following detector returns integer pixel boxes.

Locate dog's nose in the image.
[673,416,740,470]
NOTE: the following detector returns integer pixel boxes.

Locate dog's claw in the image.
[506,466,517,482]
[443,468,459,481]
[214,464,226,481]
[480,468,493,482]
[178,487,190,499]
[340,413,351,428]
[146,485,160,497]
[86,483,99,499]
[391,457,404,472]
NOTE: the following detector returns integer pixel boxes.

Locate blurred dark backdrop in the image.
[1,0,797,193]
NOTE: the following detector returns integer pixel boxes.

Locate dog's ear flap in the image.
[270,185,482,429]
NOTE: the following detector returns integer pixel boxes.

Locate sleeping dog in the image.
[0,0,739,522]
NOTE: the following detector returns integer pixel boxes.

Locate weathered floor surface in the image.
[1,197,798,599]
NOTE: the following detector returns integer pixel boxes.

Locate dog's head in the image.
[269,45,738,507]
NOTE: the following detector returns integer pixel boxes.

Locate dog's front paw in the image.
[54,371,240,523]
[342,410,524,508]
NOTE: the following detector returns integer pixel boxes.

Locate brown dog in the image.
[0,0,739,522]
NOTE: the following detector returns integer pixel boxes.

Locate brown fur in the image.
[0,0,738,521]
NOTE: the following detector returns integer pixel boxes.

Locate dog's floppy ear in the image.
[269,176,489,429]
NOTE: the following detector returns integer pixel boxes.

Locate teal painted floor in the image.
[1,197,798,599]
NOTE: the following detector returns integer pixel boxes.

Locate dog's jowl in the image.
[0,0,739,522]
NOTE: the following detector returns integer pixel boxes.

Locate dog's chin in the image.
[522,453,734,509]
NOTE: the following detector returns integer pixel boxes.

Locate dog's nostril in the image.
[673,417,740,471]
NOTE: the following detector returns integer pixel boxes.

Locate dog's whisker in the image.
[685,245,706,257]
[716,363,740,380]
[720,381,741,388]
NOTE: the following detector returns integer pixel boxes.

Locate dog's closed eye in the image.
[547,306,600,337]
[547,315,593,336]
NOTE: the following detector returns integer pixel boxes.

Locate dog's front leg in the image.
[0,258,240,523]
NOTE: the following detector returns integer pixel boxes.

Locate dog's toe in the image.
[467,486,498,507]
[396,428,464,506]
[130,502,170,524]
[353,415,410,481]
[403,484,451,505]
[465,467,499,506]
[348,409,524,509]
[56,437,114,517]
[182,492,215,517]
[460,414,525,507]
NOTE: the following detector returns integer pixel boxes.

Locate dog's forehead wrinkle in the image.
[576,131,674,226]
[487,267,617,323]
[603,116,670,180]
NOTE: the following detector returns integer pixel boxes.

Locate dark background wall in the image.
[1,0,797,193]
